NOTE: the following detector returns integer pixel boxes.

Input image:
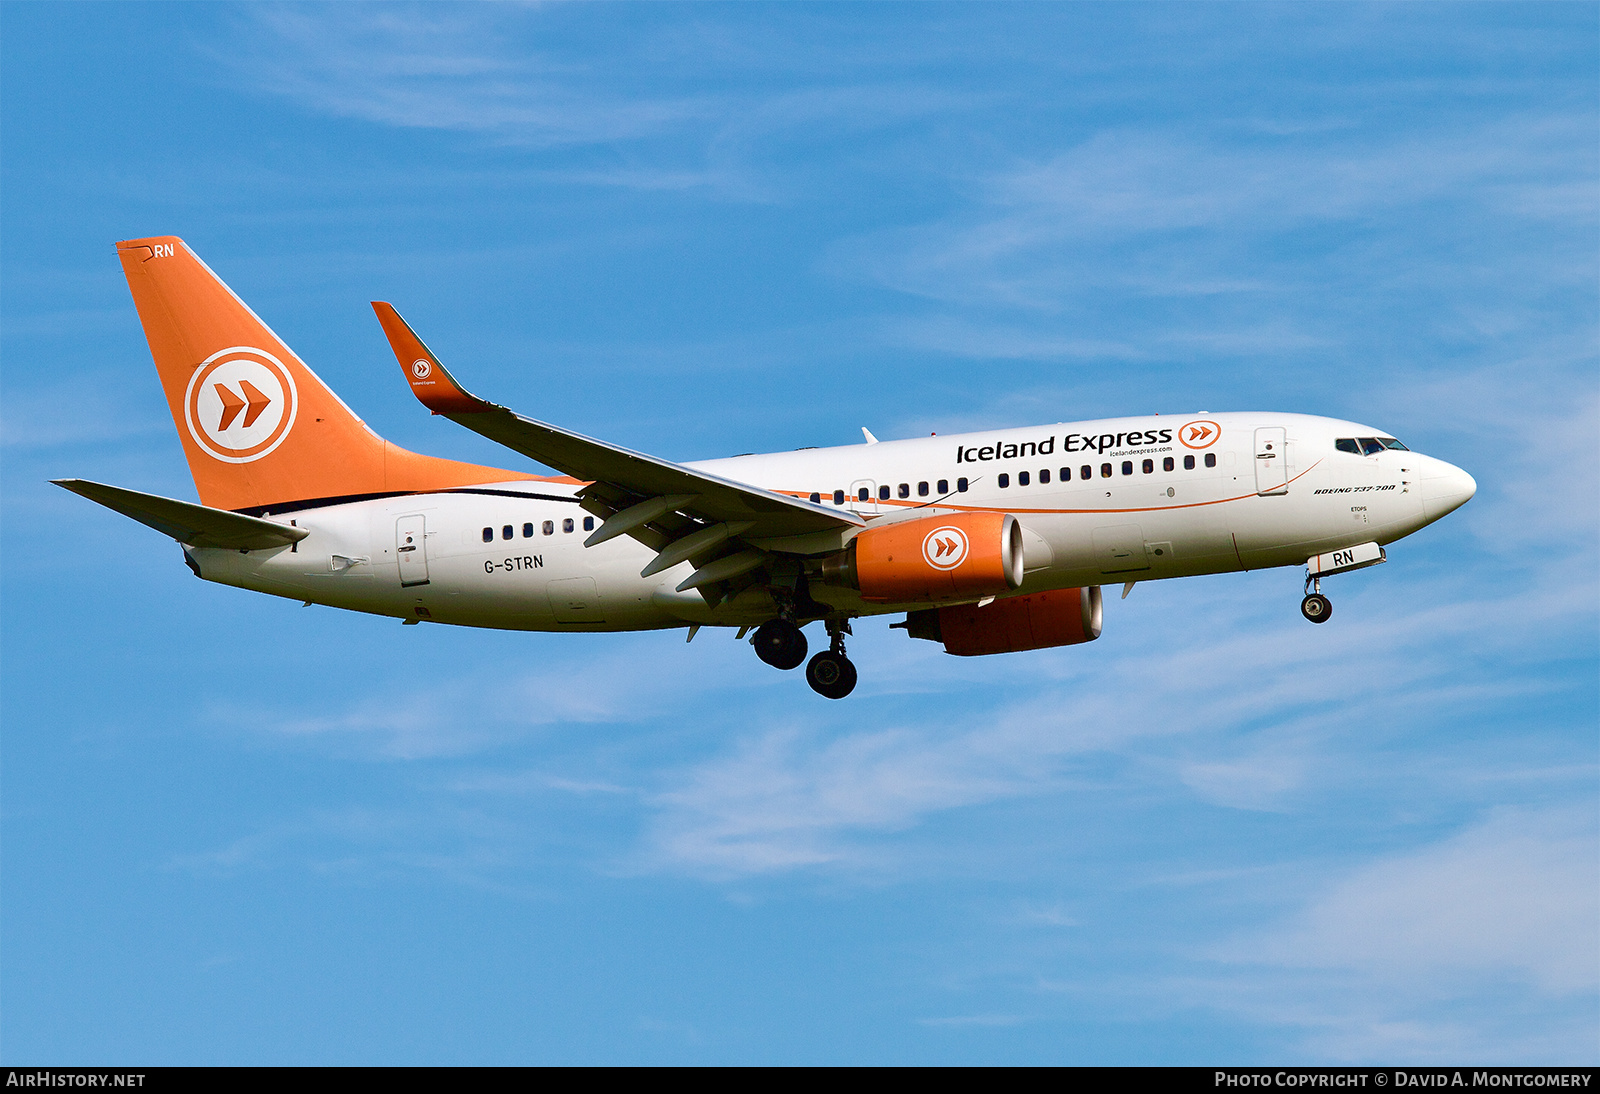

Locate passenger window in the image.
[878,485,890,501]
[1039,469,1050,484]
[1204,453,1216,468]
[1061,467,1072,481]
[482,527,493,543]
[858,487,870,502]
[583,516,595,531]
[563,518,574,533]
[502,525,513,540]
[522,522,535,538]
[1142,459,1153,474]
[957,478,969,492]
[1380,437,1408,451]
[1163,457,1174,472]
[1335,438,1360,454]
[1121,461,1133,476]
[809,492,820,504]
[1100,463,1111,478]
[1360,437,1384,456]
[898,483,909,499]
[834,489,845,505]
[998,473,1010,488]
[1184,454,1195,470]
[937,479,949,494]
[918,481,929,497]
[542,520,554,535]
[1018,471,1029,486]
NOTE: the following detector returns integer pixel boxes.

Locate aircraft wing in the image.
[372,304,863,562]
[53,479,309,550]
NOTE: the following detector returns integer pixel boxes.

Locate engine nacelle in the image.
[897,586,1103,656]
[823,511,1024,604]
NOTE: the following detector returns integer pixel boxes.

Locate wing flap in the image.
[53,479,309,550]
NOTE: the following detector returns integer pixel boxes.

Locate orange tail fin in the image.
[116,236,531,512]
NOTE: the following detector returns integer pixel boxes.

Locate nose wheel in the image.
[1300,575,1332,624]
[805,618,857,699]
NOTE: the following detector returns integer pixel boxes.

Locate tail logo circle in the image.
[184,347,298,464]
[922,526,970,570]
[411,359,432,379]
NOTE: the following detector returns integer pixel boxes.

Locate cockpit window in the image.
[1335,438,1360,454]
[1379,437,1408,451]
[1359,437,1385,456]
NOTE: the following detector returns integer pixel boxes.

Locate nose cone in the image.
[1420,459,1476,521]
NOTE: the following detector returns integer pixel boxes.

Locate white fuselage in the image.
[190,412,1475,631]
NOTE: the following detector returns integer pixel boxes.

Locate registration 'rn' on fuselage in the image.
[57,237,1476,699]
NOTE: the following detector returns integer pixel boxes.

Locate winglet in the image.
[371,302,495,415]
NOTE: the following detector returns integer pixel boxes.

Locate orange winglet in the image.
[371,302,494,416]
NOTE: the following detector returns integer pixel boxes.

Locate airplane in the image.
[56,236,1477,699]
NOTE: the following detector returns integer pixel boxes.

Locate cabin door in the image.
[396,514,430,586]
[1254,427,1288,496]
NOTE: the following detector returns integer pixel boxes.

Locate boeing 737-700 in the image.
[57,237,1477,698]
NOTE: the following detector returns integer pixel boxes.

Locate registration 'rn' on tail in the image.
[116,236,528,513]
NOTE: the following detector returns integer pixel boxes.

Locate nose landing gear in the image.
[1301,575,1333,624]
[806,619,857,699]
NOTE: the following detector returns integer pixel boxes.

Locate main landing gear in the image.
[806,620,857,700]
[1301,575,1333,624]
[752,618,807,669]
[750,617,858,698]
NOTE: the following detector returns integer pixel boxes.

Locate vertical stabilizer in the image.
[116,236,528,511]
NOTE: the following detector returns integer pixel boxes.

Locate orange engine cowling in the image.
[896,586,1103,656]
[826,511,1024,604]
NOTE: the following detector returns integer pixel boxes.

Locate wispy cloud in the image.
[1190,806,1599,1061]
[228,7,708,149]
[637,564,1594,879]
[0,369,169,450]
[1223,807,1598,994]
[833,114,1597,374]
[217,7,974,204]
[207,636,769,760]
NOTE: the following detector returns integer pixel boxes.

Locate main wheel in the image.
[753,619,808,669]
[806,651,858,699]
[1300,593,1333,624]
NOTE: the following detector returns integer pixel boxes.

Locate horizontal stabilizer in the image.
[52,479,309,550]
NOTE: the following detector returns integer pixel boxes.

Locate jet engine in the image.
[821,511,1024,603]
[895,586,1103,656]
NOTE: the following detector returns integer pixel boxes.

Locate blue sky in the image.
[2,2,1595,1064]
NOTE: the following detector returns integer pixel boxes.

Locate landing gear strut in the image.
[752,618,808,669]
[806,619,857,699]
[1301,575,1332,624]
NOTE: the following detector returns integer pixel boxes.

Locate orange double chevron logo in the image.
[1179,420,1221,449]
[214,379,273,431]
[921,525,970,570]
